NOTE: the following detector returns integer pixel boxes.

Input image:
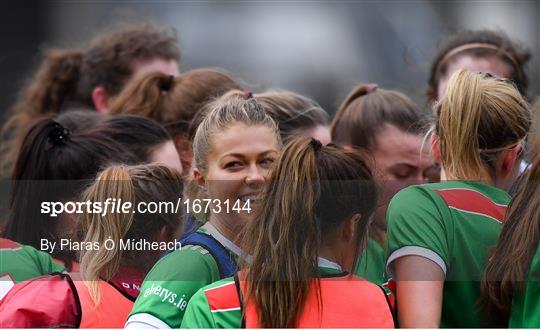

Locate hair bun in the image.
[48,122,71,146]
[365,84,378,93]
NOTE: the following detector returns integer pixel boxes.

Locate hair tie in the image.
[48,122,71,146]
[310,138,322,152]
[243,90,253,99]
[161,75,174,92]
[366,84,378,93]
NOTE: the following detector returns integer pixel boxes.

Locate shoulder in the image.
[390,183,449,209]
[198,278,239,310]
[128,248,222,328]
[0,238,64,282]
[146,246,220,282]
[181,278,241,329]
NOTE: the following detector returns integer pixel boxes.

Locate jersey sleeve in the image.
[126,247,221,329]
[0,274,79,328]
[180,287,217,328]
[25,245,66,275]
[386,185,453,276]
[0,240,65,287]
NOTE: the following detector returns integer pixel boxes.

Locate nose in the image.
[245,163,265,186]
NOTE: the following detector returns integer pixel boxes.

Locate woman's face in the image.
[437,54,513,100]
[371,123,438,230]
[150,140,184,175]
[195,123,280,235]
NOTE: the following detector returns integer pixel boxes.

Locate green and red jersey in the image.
[354,236,387,285]
[510,243,540,328]
[126,223,241,329]
[181,260,396,328]
[386,181,510,328]
[0,238,64,300]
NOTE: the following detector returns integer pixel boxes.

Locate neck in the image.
[319,244,348,270]
[209,216,241,245]
[442,165,499,186]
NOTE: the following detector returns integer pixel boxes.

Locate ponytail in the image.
[27,49,83,115]
[79,165,135,304]
[330,84,376,142]
[436,69,530,180]
[109,71,176,123]
[243,138,321,328]
[330,83,423,151]
[0,49,83,176]
[78,163,184,305]
[242,137,377,328]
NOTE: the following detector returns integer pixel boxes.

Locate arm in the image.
[394,256,445,328]
[126,248,219,328]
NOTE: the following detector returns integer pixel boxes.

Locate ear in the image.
[431,133,442,163]
[193,167,205,187]
[500,145,521,178]
[156,225,172,242]
[91,86,109,114]
[343,213,361,243]
[174,134,194,174]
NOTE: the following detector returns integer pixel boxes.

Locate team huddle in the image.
[0,23,538,328]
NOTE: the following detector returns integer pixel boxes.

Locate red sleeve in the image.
[0,273,80,328]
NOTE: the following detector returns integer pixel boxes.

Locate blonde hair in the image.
[79,163,183,304]
[191,90,281,175]
[185,91,281,207]
[435,69,531,180]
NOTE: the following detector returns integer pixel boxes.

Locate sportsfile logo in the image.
[143,283,189,310]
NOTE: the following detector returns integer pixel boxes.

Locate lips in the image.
[238,193,260,204]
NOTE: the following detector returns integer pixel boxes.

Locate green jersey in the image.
[386,181,510,328]
[0,238,64,299]
[125,223,241,329]
[509,243,540,328]
[354,236,386,285]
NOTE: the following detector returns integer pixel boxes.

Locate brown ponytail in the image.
[20,49,83,116]
[0,49,83,176]
[109,72,175,122]
[110,68,243,138]
[241,137,377,328]
[331,84,423,151]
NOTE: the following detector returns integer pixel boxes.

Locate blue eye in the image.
[260,158,275,166]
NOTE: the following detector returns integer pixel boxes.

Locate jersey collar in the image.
[317,257,342,271]
[201,222,243,258]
